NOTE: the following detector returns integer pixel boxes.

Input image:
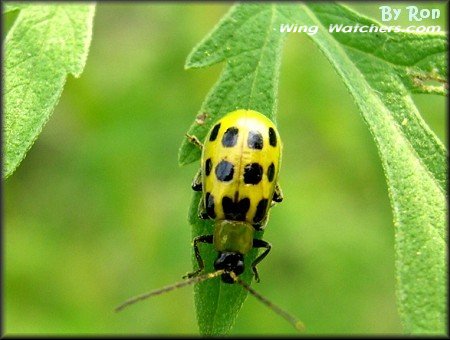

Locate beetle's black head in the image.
[214,251,244,284]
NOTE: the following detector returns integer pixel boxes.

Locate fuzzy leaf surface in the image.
[293,3,447,334]
[3,4,96,178]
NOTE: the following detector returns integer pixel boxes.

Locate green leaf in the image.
[3,3,27,14]
[3,4,96,179]
[179,3,295,335]
[291,3,447,334]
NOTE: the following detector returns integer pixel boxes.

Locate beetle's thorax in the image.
[213,220,254,254]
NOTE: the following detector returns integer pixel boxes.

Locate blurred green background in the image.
[3,2,447,335]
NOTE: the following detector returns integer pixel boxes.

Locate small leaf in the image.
[291,3,447,334]
[3,4,96,179]
[180,3,294,335]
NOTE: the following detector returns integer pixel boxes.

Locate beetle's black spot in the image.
[269,127,277,147]
[205,158,212,176]
[215,160,234,182]
[253,199,268,224]
[243,163,263,185]
[209,123,221,141]
[206,192,216,218]
[222,196,250,221]
[247,131,263,149]
[267,163,275,182]
[222,127,239,147]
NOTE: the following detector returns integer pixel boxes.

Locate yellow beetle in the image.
[188,109,283,283]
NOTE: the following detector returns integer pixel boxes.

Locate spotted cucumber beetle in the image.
[116,109,303,331]
[187,109,283,284]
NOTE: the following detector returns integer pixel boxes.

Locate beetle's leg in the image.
[196,194,210,220]
[186,133,203,150]
[192,168,202,192]
[271,183,284,206]
[183,235,213,279]
[251,239,272,283]
[253,214,268,231]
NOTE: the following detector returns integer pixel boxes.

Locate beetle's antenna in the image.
[229,272,305,332]
[115,269,225,312]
